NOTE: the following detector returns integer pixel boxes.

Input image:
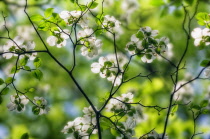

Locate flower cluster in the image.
[125,26,170,63]
[191,28,210,47]
[91,53,128,86]
[78,28,102,58]
[7,95,29,112]
[102,15,121,32]
[62,106,97,139]
[46,28,70,48]
[32,97,50,115]
[59,10,82,26]
[106,92,135,114]
[1,36,36,60]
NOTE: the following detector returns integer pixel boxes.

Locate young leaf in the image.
[30,15,44,21]
[24,66,31,71]
[32,106,40,115]
[2,87,9,95]
[20,56,29,66]
[32,69,43,80]
[200,60,210,67]
[33,57,42,68]
[10,66,20,74]
[200,100,208,108]
[5,77,13,84]
[0,78,4,85]
[88,1,98,9]
[21,133,29,139]
[44,8,54,18]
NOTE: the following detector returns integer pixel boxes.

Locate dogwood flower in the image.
[91,53,127,86]
[62,106,97,138]
[78,28,102,58]
[140,26,159,37]
[191,28,210,46]
[102,15,121,32]
[33,97,50,115]
[2,36,36,60]
[7,95,29,112]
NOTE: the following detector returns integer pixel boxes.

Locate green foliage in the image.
[1,87,9,95]
[200,59,210,67]
[32,106,40,115]
[20,56,29,66]
[200,100,208,108]
[88,1,98,9]
[0,78,4,85]
[33,57,42,68]
[31,69,43,80]
[20,133,29,139]
[196,12,210,27]
[0,96,3,104]
[30,15,44,22]
[5,77,13,84]
[44,8,54,18]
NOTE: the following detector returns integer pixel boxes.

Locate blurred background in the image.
[0,0,210,138]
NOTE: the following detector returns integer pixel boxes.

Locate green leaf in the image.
[20,56,29,66]
[20,133,29,139]
[33,57,42,68]
[0,96,3,104]
[200,100,209,108]
[32,69,43,80]
[10,66,20,74]
[171,105,178,116]
[150,0,165,6]
[24,66,31,71]
[88,1,98,9]
[30,15,44,21]
[32,106,40,115]
[190,104,200,110]
[0,78,4,85]
[28,88,35,93]
[70,0,75,3]
[200,60,210,67]
[201,109,209,114]
[44,8,54,18]
[136,31,144,39]
[2,87,9,95]
[5,77,13,84]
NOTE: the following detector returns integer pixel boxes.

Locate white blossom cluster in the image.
[59,10,83,26]
[106,92,134,112]
[191,28,210,47]
[91,53,128,86]
[102,15,121,32]
[126,26,170,63]
[7,95,49,115]
[78,28,102,58]
[1,36,36,60]
[62,106,97,139]
[33,97,50,115]
[108,92,138,139]
[7,95,29,112]
[46,28,70,48]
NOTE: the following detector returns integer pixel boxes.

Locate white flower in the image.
[33,97,50,115]
[78,28,102,58]
[7,95,29,112]
[191,27,210,46]
[141,51,156,63]
[140,26,159,37]
[102,15,121,32]
[59,10,82,26]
